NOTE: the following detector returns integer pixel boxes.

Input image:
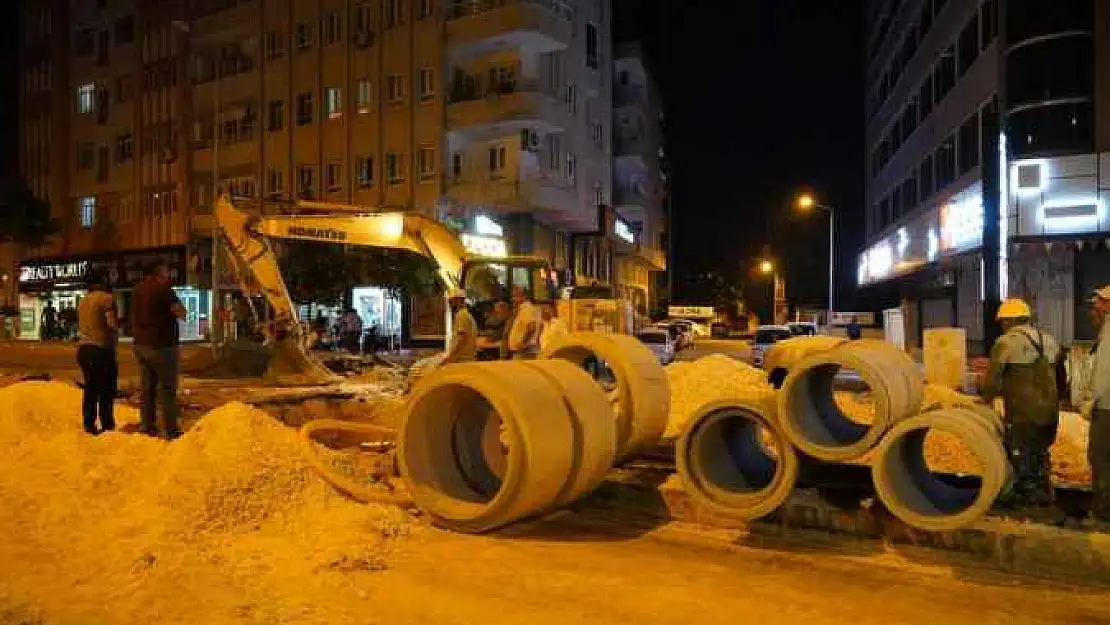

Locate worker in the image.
[76,268,119,435]
[538,303,568,351]
[980,297,1061,510]
[443,289,477,364]
[1082,285,1110,528]
[506,285,541,359]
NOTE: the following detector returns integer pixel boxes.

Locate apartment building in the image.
[612,41,667,312]
[860,0,1110,353]
[11,0,631,341]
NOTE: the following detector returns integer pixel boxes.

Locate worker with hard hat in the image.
[1082,285,1110,528]
[980,297,1062,510]
[442,289,477,364]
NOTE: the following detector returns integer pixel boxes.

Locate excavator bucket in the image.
[183,337,339,386]
[263,338,339,386]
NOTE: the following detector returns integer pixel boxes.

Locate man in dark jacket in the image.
[131,260,185,440]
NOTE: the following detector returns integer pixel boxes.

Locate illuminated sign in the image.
[940,196,983,251]
[896,227,909,257]
[1011,159,1048,197]
[614,219,635,244]
[474,214,503,237]
[668,305,715,319]
[926,228,939,261]
[461,234,507,258]
[19,261,89,284]
[868,241,893,279]
[1038,197,1105,234]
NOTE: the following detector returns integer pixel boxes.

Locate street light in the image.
[794,192,836,320]
[759,259,774,275]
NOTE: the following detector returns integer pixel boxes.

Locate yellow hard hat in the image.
[996,298,1032,320]
[447,288,467,300]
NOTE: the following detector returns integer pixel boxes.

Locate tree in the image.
[278,242,439,305]
[0,176,60,247]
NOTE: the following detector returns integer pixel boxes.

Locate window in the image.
[1006,37,1093,109]
[417,146,435,180]
[222,119,238,145]
[419,68,435,101]
[297,165,316,197]
[565,153,576,181]
[326,162,342,191]
[1007,102,1092,158]
[919,155,935,200]
[267,167,284,196]
[387,75,405,103]
[116,132,133,162]
[935,136,956,190]
[918,75,933,119]
[356,156,375,187]
[488,145,506,177]
[980,0,997,49]
[267,100,284,131]
[77,143,95,169]
[295,22,313,49]
[451,152,462,178]
[566,83,576,115]
[77,83,96,114]
[265,31,284,59]
[385,0,403,28]
[80,197,96,229]
[386,152,404,183]
[239,105,256,141]
[75,29,94,56]
[934,45,956,103]
[323,12,342,45]
[354,4,372,34]
[356,80,372,113]
[114,16,134,45]
[590,122,603,147]
[958,112,979,175]
[585,23,599,69]
[296,93,313,125]
[419,0,433,19]
[958,14,979,76]
[115,75,134,103]
[326,87,342,119]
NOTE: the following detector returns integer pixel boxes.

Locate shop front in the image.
[17,246,211,341]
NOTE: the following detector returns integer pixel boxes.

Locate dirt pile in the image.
[665,355,772,439]
[0,381,414,624]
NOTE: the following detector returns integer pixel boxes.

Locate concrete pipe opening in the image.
[871,411,1008,532]
[677,400,799,521]
[399,363,576,533]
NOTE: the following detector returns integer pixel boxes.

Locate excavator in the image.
[210,194,631,384]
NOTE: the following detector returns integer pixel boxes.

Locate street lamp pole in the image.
[796,193,836,323]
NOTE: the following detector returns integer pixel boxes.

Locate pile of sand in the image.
[665,355,773,439]
[0,381,413,623]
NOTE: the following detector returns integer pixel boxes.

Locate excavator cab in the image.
[460,256,559,329]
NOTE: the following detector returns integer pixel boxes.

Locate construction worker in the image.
[443,289,477,364]
[1082,285,1110,527]
[980,297,1061,510]
[506,285,541,359]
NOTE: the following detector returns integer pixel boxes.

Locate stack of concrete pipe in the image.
[397,333,669,533]
[675,338,1011,530]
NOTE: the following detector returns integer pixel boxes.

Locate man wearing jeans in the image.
[131,260,186,440]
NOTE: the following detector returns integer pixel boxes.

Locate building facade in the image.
[9,0,667,341]
[860,0,1110,353]
[611,41,667,313]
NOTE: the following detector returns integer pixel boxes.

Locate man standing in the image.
[443,289,477,364]
[538,303,568,351]
[131,260,186,440]
[1083,286,1110,527]
[506,286,540,359]
[40,300,57,340]
[76,268,119,435]
[980,298,1061,510]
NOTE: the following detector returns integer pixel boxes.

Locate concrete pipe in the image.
[676,397,799,522]
[778,340,924,462]
[870,407,1010,532]
[397,362,576,533]
[540,332,670,461]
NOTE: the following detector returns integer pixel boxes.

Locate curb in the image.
[582,472,1110,587]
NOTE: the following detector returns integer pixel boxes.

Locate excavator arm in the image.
[212,194,469,382]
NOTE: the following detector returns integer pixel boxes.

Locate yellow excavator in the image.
[211,194,631,383]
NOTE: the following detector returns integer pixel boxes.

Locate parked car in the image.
[671,319,711,339]
[655,322,693,350]
[750,325,794,368]
[787,321,819,337]
[637,329,676,364]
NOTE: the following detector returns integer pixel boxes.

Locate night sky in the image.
[623,0,866,309]
[0,0,866,310]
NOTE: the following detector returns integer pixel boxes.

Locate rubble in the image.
[664,355,773,439]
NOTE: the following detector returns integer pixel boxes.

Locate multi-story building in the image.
[859,0,1110,354]
[10,0,640,342]
[611,41,667,313]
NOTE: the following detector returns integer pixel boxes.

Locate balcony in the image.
[614,84,647,108]
[447,0,573,61]
[444,171,576,213]
[447,76,567,141]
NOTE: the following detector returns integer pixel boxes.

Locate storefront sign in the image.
[668,305,714,319]
[461,234,507,258]
[614,219,635,244]
[940,195,983,252]
[18,246,187,293]
[474,215,503,237]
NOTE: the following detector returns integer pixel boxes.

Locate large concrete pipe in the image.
[398,362,578,533]
[676,397,799,522]
[870,406,1009,532]
[778,340,924,462]
[540,332,670,461]
[762,336,847,388]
